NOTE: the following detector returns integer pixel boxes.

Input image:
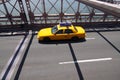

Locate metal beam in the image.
[2,0,13,25]
[18,0,28,25]
[76,0,120,18]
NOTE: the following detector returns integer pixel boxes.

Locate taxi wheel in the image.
[38,40,41,43]
[71,36,79,41]
[43,37,50,41]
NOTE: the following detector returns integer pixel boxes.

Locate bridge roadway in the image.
[76,0,120,18]
[0,30,120,80]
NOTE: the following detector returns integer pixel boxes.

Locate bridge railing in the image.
[0,0,120,32]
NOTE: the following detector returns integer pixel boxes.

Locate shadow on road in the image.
[96,31,120,54]
[38,39,86,44]
[1,34,28,80]
[14,34,34,80]
[39,38,85,80]
[68,43,84,80]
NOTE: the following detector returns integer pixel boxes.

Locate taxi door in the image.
[53,29,68,40]
[64,29,75,39]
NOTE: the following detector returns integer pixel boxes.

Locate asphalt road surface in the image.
[0,30,120,80]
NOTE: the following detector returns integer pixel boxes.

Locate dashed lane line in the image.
[59,58,112,64]
[86,37,95,40]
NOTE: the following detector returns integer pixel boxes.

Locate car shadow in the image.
[38,38,86,44]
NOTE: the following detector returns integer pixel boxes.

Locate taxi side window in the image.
[65,29,73,34]
[56,30,63,34]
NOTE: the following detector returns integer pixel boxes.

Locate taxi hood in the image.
[38,28,52,37]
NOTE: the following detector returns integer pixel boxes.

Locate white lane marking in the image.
[0,38,23,79]
[86,38,95,40]
[6,38,28,80]
[59,58,112,64]
[0,36,28,80]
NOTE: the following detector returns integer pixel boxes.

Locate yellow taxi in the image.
[37,22,85,42]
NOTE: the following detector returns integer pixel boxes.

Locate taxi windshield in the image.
[52,26,58,34]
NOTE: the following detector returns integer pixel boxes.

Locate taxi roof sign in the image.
[59,22,72,26]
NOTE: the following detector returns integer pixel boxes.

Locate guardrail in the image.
[0,0,120,32]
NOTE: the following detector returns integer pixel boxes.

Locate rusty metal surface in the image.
[0,0,120,32]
